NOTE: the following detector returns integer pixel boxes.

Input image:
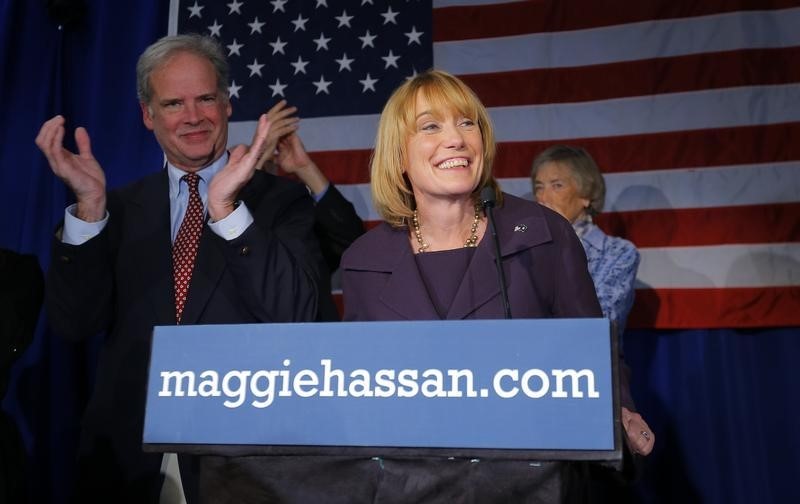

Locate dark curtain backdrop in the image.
[0,1,797,503]
[0,1,167,502]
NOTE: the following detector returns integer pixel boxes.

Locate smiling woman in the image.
[337,70,642,503]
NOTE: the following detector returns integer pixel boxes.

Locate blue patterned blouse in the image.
[573,218,640,335]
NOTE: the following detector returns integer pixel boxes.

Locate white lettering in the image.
[159,371,197,397]
[222,370,251,408]
[493,369,519,398]
[551,369,599,398]
[521,369,549,398]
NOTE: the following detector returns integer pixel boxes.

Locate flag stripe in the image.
[502,162,800,210]
[596,204,800,248]
[356,203,800,250]
[492,123,800,176]
[434,7,800,75]
[309,123,800,185]
[433,0,800,41]
[233,85,800,150]
[357,210,797,252]
[629,286,800,328]
[331,286,800,329]
[636,243,800,289]
[489,84,800,143]
[339,162,800,222]
[460,47,800,107]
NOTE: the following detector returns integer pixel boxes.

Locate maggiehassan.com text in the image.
[157,359,601,409]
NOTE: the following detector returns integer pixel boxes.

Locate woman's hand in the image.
[622,406,654,456]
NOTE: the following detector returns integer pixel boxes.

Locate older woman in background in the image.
[531,146,638,336]
[532,146,653,501]
[341,70,651,503]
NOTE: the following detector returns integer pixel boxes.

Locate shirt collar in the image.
[167,153,229,199]
[579,220,605,251]
[571,213,593,239]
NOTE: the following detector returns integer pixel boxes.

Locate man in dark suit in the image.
[36,34,323,503]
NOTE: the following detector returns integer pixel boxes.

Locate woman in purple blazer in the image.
[341,70,652,503]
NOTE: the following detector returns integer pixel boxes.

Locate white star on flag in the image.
[227,1,243,15]
[382,7,399,25]
[248,17,265,34]
[269,78,287,97]
[247,59,264,77]
[187,1,203,19]
[270,0,287,14]
[228,80,242,98]
[336,11,354,28]
[359,73,377,92]
[405,26,423,45]
[382,50,400,69]
[291,14,308,32]
[290,56,309,75]
[313,33,331,51]
[359,30,376,49]
[313,76,332,95]
[208,20,222,38]
[335,53,354,72]
[269,37,287,55]
[226,39,243,57]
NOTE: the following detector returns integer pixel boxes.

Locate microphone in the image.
[480,187,512,319]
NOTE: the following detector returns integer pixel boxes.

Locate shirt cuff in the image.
[208,201,253,240]
[312,183,330,203]
[62,204,109,245]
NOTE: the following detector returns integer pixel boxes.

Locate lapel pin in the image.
[514,224,528,232]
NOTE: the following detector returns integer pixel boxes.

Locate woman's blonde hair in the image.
[371,70,501,227]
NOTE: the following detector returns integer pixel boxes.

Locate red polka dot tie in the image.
[173,173,204,324]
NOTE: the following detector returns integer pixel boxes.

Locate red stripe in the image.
[365,204,800,247]
[629,286,800,328]
[597,203,800,248]
[433,0,800,42]
[461,47,800,108]
[312,123,800,184]
[493,122,800,177]
[335,287,800,328]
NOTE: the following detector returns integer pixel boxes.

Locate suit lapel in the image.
[179,225,225,325]
[380,244,440,320]
[447,243,501,320]
[358,225,440,320]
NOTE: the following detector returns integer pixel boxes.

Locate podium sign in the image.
[144,318,621,460]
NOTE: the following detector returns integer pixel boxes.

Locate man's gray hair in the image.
[136,34,229,105]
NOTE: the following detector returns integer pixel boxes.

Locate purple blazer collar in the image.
[351,194,555,319]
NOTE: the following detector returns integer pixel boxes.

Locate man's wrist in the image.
[208,201,238,222]
[76,198,107,222]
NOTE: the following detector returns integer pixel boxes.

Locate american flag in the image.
[171,0,800,329]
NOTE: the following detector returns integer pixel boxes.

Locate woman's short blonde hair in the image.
[371,70,501,227]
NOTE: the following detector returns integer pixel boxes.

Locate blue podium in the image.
[143,318,622,461]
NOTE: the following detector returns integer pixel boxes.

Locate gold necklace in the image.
[412,204,481,253]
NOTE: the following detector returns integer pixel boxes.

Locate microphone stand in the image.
[480,187,512,319]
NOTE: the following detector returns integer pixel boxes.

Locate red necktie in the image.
[173,173,204,324]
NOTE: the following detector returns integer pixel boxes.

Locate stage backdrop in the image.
[1,0,798,502]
